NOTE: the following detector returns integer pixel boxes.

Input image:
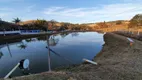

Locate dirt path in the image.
[1,33,142,80]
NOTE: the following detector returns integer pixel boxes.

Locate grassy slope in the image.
[87,20,130,32]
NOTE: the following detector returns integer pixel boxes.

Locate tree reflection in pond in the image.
[18,44,27,49]
[6,43,12,57]
[36,36,47,41]
[18,41,27,49]
[60,33,69,38]
[25,38,37,43]
[0,50,3,59]
[71,32,79,37]
[37,35,59,46]
[25,39,32,43]
[49,35,59,46]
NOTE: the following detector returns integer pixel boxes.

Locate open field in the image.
[2,33,142,80]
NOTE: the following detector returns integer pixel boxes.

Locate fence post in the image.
[137,29,140,35]
[3,29,5,36]
[47,36,51,72]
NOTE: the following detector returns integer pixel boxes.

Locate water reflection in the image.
[25,39,32,43]
[0,50,3,59]
[0,32,104,78]
[49,35,59,46]
[6,43,12,57]
[25,38,37,43]
[46,36,51,71]
[71,32,79,37]
[18,44,27,49]
[36,36,47,41]
[37,35,59,46]
[60,33,69,38]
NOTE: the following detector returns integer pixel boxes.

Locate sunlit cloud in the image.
[43,3,142,23]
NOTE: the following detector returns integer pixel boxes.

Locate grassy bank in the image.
[1,33,142,80]
[113,31,142,41]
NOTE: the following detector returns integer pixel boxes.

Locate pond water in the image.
[0,32,104,78]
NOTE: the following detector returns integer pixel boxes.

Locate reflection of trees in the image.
[71,32,79,37]
[25,39,32,42]
[18,42,27,49]
[37,35,59,46]
[0,50,3,59]
[60,33,69,38]
[36,36,47,41]
[48,35,59,46]
[25,38,37,43]
[6,43,12,57]
[18,44,27,49]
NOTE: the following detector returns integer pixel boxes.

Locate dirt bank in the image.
[113,31,142,41]
[1,33,142,80]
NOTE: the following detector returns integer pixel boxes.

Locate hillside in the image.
[129,14,142,28]
[20,20,61,26]
[85,20,130,32]
[0,14,142,32]
[19,20,37,25]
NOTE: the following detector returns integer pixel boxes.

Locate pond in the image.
[0,32,104,78]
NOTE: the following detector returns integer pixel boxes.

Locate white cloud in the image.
[0,13,9,17]
[43,7,91,17]
[43,3,142,23]
[0,1,142,23]
[0,8,13,18]
[0,4,36,20]
[26,5,36,12]
[122,0,142,2]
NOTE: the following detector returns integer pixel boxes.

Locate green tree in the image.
[12,18,21,30]
[116,20,122,25]
[0,19,5,31]
[12,17,21,24]
[34,19,47,31]
[48,19,57,30]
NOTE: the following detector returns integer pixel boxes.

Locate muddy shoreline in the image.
[1,33,142,80]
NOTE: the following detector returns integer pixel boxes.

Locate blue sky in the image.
[0,0,142,23]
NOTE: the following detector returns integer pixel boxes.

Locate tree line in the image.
[0,18,93,31]
[0,14,142,31]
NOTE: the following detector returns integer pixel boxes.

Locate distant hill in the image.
[0,19,130,31]
[0,14,142,31]
[85,20,129,31]
[20,20,60,25]
[129,14,142,28]
[19,20,37,25]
